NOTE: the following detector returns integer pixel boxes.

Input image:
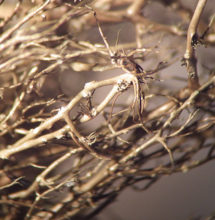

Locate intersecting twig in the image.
[0,1,214,219]
[0,0,51,45]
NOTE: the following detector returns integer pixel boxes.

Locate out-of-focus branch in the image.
[0,0,51,44]
[0,0,22,29]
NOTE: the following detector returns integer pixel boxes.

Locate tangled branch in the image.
[0,0,215,219]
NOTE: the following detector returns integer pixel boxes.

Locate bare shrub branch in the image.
[0,0,215,219]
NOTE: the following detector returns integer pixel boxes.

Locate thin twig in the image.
[183,0,207,90]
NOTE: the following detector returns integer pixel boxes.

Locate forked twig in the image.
[91,8,151,131]
[1,1,215,219]
[90,8,175,161]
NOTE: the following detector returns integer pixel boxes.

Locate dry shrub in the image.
[0,0,215,219]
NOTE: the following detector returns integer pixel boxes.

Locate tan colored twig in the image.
[0,74,134,159]
[1,1,215,219]
[0,0,51,45]
[0,0,22,29]
[9,148,81,199]
[183,0,207,90]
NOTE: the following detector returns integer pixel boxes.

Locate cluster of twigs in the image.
[0,0,215,219]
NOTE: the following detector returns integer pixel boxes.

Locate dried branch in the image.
[0,1,214,219]
[183,0,207,90]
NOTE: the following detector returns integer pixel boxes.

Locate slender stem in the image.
[184,0,207,90]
